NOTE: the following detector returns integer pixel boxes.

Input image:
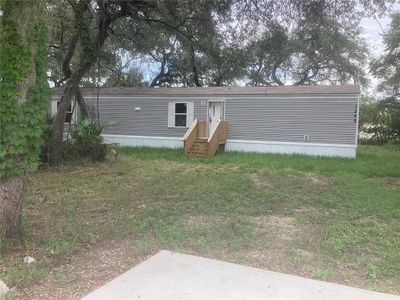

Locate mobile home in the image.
[51,85,360,158]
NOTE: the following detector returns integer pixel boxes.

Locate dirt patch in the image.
[242,248,311,278]
[293,206,336,217]
[216,165,241,172]
[188,164,241,174]
[307,173,333,188]
[249,172,271,188]
[184,214,228,226]
[251,215,304,241]
[184,214,305,242]
[293,206,318,213]
[20,239,153,300]
[294,248,314,259]
[374,176,400,186]
[190,164,212,173]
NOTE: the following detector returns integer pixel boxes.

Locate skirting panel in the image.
[101,134,356,158]
[225,139,356,158]
[102,134,183,149]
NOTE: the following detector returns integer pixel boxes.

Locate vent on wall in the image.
[304,135,310,141]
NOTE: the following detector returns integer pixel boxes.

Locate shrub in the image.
[40,118,106,164]
[66,118,107,161]
[359,96,400,144]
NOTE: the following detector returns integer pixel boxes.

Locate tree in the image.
[0,0,50,238]
[48,0,136,165]
[367,12,400,143]
[47,0,76,88]
[104,66,146,88]
[359,96,400,143]
[113,0,234,87]
[246,0,369,86]
[371,12,400,97]
[49,0,235,165]
[46,0,396,164]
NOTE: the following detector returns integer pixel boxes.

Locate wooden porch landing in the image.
[182,119,227,157]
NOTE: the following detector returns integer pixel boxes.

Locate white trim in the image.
[50,101,58,117]
[186,102,195,125]
[101,134,356,158]
[102,134,183,149]
[225,139,356,158]
[168,102,175,128]
[171,101,190,128]
[225,139,355,148]
[207,99,226,119]
[207,100,225,135]
[355,95,360,147]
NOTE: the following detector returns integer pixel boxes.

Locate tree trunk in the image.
[49,81,76,166]
[49,0,117,165]
[75,87,88,119]
[0,170,28,239]
[190,45,202,87]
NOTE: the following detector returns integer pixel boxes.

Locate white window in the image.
[168,102,194,128]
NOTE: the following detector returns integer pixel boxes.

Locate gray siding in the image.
[60,90,358,146]
[87,97,207,137]
[225,95,358,145]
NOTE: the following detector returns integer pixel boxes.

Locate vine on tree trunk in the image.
[0,0,49,238]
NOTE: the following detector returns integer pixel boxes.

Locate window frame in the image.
[174,102,188,128]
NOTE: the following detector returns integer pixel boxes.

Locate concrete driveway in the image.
[82,250,400,300]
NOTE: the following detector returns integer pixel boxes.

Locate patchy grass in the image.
[1,145,399,299]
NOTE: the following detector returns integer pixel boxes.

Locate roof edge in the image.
[51,85,360,96]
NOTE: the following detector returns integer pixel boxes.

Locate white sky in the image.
[361,16,389,56]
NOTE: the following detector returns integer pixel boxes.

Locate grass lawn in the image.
[1,145,399,298]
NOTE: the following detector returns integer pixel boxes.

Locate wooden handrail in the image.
[207,120,228,156]
[183,119,198,141]
[183,119,200,155]
[183,119,227,156]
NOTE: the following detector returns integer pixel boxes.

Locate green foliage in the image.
[0,0,50,179]
[247,1,368,85]
[103,67,147,88]
[71,118,102,148]
[367,13,400,144]
[371,12,400,96]
[44,0,394,90]
[359,96,400,143]
[39,115,56,166]
[65,118,106,161]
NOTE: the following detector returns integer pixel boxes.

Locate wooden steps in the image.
[183,119,228,157]
[187,138,209,157]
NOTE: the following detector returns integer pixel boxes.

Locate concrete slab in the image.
[82,250,400,300]
[0,279,9,298]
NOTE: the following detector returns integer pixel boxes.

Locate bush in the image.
[40,118,107,164]
[359,96,400,144]
[66,118,107,161]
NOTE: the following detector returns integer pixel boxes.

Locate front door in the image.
[208,101,224,135]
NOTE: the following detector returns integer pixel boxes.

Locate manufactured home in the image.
[51,85,360,158]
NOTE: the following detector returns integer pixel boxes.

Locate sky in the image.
[361,15,390,56]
